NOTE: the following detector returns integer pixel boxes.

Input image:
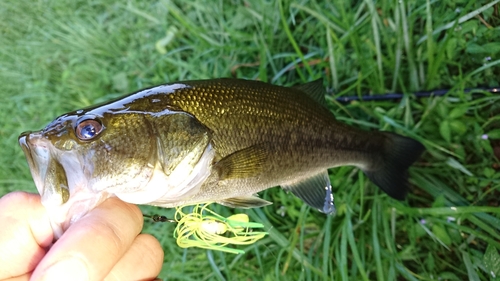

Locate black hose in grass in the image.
[333,87,500,103]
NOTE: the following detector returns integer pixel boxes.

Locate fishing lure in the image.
[174,204,267,254]
[148,204,267,254]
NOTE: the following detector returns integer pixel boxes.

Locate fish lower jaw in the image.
[21,140,51,196]
[42,188,111,239]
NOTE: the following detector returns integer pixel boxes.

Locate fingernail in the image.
[40,258,89,281]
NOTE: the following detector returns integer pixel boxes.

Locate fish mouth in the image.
[19,131,69,206]
[19,130,110,238]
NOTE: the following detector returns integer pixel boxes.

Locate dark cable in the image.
[331,87,500,103]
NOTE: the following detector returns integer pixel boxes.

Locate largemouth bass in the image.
[19,78,424,237]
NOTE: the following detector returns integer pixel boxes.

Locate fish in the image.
[18,78,425,237]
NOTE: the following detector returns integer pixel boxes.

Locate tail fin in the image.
[362,132,425,200]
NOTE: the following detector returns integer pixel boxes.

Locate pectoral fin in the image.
[214,145,268,180]
[281,171,336,214]
[218,196,272,208]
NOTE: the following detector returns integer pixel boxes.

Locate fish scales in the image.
[159,80,376,197]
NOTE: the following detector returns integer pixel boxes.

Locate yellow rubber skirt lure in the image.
[173,203,267,254]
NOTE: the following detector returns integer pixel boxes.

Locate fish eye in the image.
[75,119,103,141]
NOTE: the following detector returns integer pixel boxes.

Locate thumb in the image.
[0,192,53,280]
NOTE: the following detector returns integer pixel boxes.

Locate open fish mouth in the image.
[19,131,85,237]
[19,131,69,204]
[19,130,114,238]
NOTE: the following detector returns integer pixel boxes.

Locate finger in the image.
[104,234,163,281]
[2,273,31,281]
[0,192,52,279]
[30,197,144,281]
[2,273,30,281]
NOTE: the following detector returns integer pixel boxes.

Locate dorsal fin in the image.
[292,79,327,106]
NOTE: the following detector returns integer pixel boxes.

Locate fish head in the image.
[19,114,90,207]
[18,111,159,237]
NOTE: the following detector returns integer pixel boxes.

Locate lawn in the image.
[1,0,500,280]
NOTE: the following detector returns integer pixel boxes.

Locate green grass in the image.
[1,0,500,280]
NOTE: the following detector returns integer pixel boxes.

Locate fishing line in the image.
[332,86,500,103]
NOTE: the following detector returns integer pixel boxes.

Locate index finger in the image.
[30,197,144,281]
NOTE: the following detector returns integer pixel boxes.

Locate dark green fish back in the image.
[166,79,339,157]
[143,79,374,160]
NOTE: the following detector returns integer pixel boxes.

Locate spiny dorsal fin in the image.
[214,145,268,180]
[281,171,335,214]
[218,196,272,208]
[292,78,327,106]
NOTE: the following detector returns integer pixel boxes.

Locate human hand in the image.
[0,192,164,281]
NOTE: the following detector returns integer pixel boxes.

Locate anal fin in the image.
[281,171,336,214]
[218,196,272,209]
